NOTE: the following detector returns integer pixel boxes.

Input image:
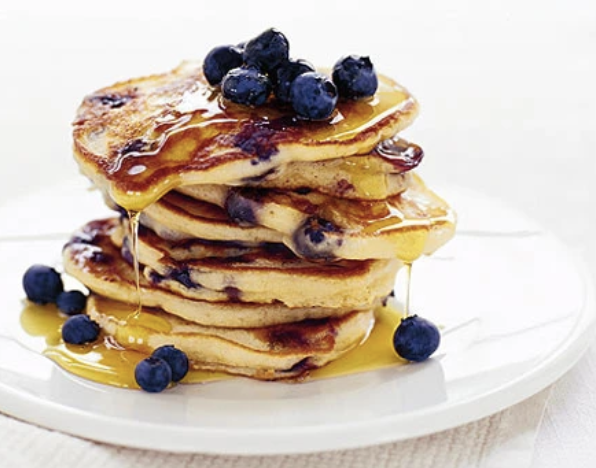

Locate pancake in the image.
[240,158,410,201]
[111,221,400,308]
[235,136,423,200]
[139,192,282,243]
[88,295,374,380]
[63,218,374,327]
[72,61,419,211]
[149,174,456,262]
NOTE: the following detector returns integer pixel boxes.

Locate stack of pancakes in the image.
[63,61,455,380]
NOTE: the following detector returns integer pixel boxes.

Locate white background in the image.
[0,1,595,466]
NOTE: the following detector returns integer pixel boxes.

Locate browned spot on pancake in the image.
[267,318,337,353]
[336,178,355,196]
[224,286,242,302]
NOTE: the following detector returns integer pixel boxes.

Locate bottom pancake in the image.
[87,295,374,380]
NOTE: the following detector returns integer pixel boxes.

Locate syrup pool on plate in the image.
[18,298,409,388]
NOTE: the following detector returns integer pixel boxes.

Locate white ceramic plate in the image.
[0,181,593,455]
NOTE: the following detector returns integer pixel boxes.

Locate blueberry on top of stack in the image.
[204,28,378,119]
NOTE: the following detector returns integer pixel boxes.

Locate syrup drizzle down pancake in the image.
[73,61,419,211]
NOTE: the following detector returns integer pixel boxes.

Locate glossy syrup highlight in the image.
[127,210,142,315]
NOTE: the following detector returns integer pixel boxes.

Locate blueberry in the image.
[61,315,100,345]
[222,67,272,107]
[304,217,337,244]
[152,345,189,382]
[135,357,172,393]
[225,190,258,225]
[56,290,87,316]
[169,267,199,289]
[290,72,338,120]
[93,93,132,109]
[393,315,440,362]
[332,55,378,100]
[243,28,289,73]
[203,45,244,86]
[274,59,315,104]
[292,217,340,260]
[120,138,149,155]
[23,265,64,305]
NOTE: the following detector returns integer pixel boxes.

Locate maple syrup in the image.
[403,262,413,317]
[19,302,229,388]
[126,210,142,315]
[337,157,387,199]
[18,299,406,389]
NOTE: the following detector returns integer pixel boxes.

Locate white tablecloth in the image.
[0,1,595,466]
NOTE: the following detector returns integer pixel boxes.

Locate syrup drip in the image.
[374,136,424,172]
[337,157,387,199]
[126,210,142,316]
[403,262,413,317]
[18,301,407,389]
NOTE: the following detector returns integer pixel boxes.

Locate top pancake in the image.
[73,61,419,211]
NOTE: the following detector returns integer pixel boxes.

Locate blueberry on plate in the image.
[152,345,189,382]
[274,59,315,104]
[243,28,289,72]
[392,315,440,362]
[222,67,272,106]
[135,357,172,393]
[22,264,64,305]
[56,290,87,316]
[61,315,100,345]
[290,72,338,120]
[203,45,244,86]
[332,55,378,100]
